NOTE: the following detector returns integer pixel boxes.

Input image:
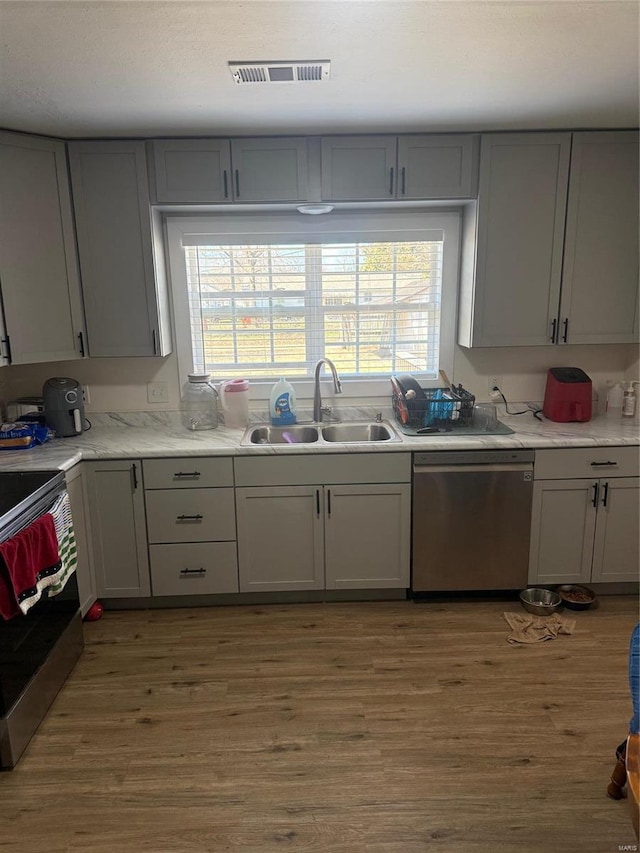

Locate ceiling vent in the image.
[229,61,330,85]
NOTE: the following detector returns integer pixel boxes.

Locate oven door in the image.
[0,483,83,768]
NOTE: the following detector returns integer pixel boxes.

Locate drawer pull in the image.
[590,461,618,467]
[176,514,204,521]
[174,471,201,478]
[180,567,206,576]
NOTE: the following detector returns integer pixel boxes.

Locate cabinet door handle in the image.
[550,318,557,343]
[223,169,229,199]
[180,567,206,576]
[77,331,85,357]
[235,169,240,197]
[602,481,609,508]
[1,335,12,364]
[132,463,138,491]
[401,166,406,195]
[592,482,599,508]
[389,167,394,196]
[176,514,204,521]
[152,328,158,355]
[590,461,618,467]
[562,318,568,343]
[174,471,201,479]
[316,489,321,518]
[327,488,332,517]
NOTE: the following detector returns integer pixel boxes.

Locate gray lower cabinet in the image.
[149,137,309,203]
[235,486,325,592]
[143,457,239,596]
[528,448,639,585]
[85,460,150,598]
[323,483,411,589]
[234,453,412,593]
[559,131,639,344]
[65,464,96,616]
[0,131,85,365]
[68,141,171,357]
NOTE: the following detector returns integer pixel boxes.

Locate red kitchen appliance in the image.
[543,367,592,422]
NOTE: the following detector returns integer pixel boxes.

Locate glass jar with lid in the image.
[180,373,219,430]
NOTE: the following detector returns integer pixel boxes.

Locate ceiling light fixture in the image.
[296,204,334,215]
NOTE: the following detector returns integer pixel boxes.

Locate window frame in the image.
[165,209,461,402]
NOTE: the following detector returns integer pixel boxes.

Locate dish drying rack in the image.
[394,384,476,429]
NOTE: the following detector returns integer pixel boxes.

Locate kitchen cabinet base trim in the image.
[96,588,408,608]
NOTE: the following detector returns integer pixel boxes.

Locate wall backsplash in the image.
[1,343,637,415]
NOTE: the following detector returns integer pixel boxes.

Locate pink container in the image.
[219,379,250,428]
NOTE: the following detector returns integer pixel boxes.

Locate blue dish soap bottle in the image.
[270,377,297,425]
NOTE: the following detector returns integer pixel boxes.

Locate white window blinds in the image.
[167,211,460,384]
[183,240,443,379]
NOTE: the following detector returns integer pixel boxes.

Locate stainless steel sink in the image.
[241,425,319,445]
[241,420,400,446]
[321,422,397,443]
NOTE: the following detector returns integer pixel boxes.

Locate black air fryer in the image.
[42,377,85,436]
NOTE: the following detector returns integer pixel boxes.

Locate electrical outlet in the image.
[82,385,90,405]
[147,381,169,403]
[488,375,503,394]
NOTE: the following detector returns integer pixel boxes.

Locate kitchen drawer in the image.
[534,446,639,480]
[145,488,236,543]
[234,452,411,487]
[149,542,238,595]
[143,457,234,489]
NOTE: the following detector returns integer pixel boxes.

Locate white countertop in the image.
[0,410,637,473]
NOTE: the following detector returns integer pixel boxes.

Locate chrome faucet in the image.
[313,358,342,422]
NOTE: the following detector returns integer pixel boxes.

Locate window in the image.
[166,211,460,395]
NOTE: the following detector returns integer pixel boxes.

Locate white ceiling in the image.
[1,0,638,138]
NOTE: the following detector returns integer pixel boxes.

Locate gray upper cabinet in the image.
[459,130,639,349]
[150,137,309,203]
[69,141,171,357]
[230,138,308,202]
[321,136,398,201]
[151,139,231,203]
[321,134,478,201]
[397,134,479,199]
[559,131,639,345]
[0,131,86,365]
[458,132,571,347]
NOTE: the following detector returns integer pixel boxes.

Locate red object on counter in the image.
[543,367,592,422]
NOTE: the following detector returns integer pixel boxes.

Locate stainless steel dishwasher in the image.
[412,450,534,592]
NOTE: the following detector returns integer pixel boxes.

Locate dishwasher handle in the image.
[413,463,533,475]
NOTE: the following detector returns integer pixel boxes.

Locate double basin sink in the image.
[240,421,400,446]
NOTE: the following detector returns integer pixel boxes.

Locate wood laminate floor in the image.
[1,598,638,853]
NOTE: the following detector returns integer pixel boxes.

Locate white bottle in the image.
[270,377,297,426]
[605,382,624,419]
[622,381,638,419]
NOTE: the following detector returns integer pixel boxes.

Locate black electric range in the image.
[0,470,65,540]
[0,468,83,769]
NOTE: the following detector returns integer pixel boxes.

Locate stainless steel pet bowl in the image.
[519,587,562,616]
